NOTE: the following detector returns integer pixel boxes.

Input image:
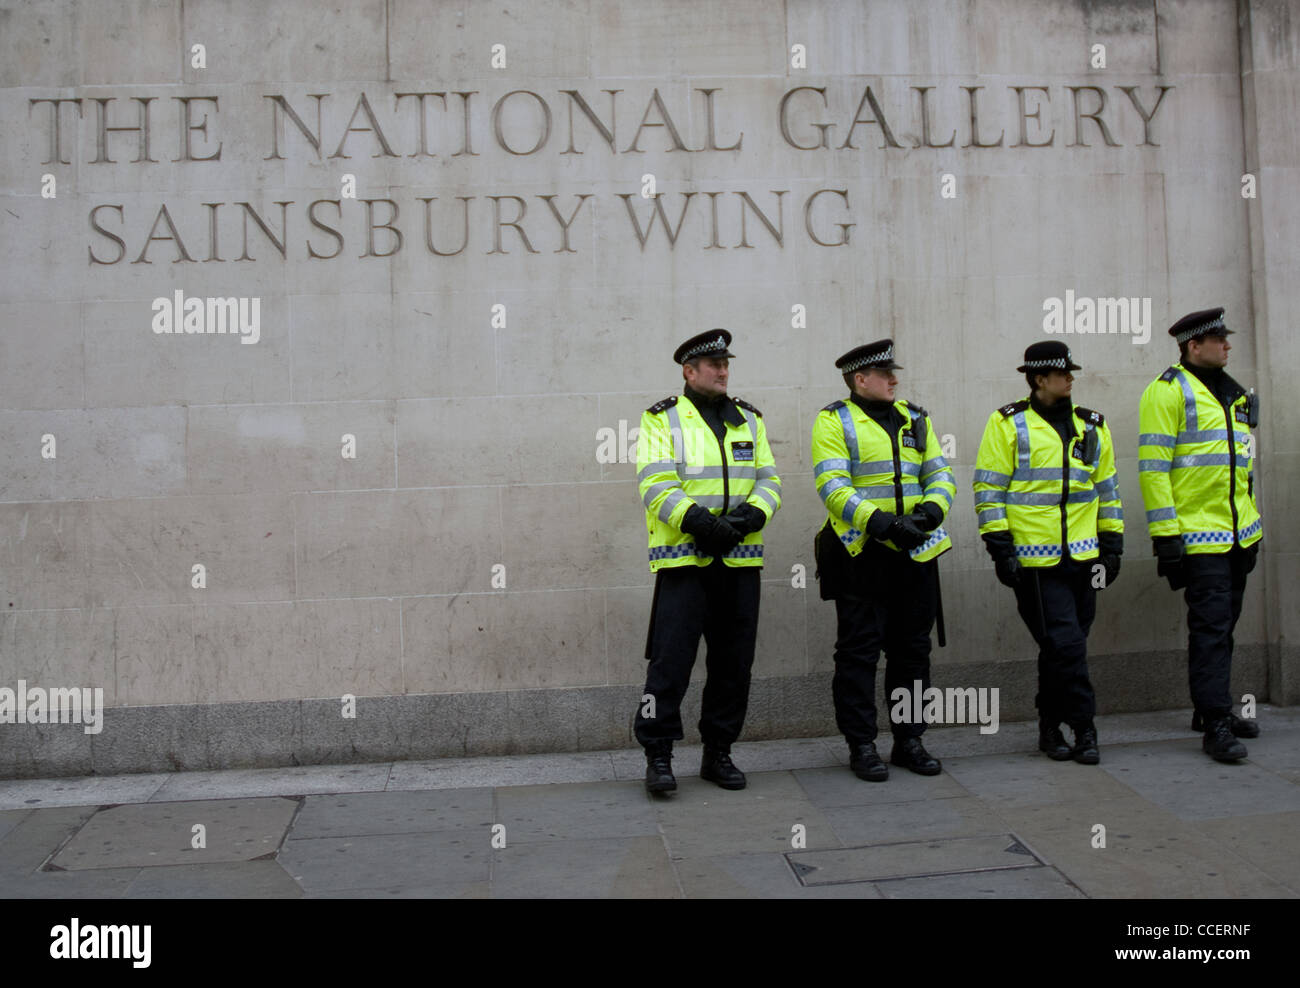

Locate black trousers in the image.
[635,560,761,752]
[1012,559,1097,728]
[831,542,938,746]
[1184,548,1253,718]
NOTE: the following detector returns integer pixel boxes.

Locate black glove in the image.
[909,501,943,533]
[994,556,1022,588]
[1097,531,1122,589]
[723,503,766,536]
[681,505,742,556]
[1153,535,1186,590]
[887,516,929,551]
[865,510,898,540]
[1241,539,1260,575]
[1098,554,1121,588]
[982,532,1020,588]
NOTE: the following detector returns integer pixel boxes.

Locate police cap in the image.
[836,339,902,373]
[674,329,735,364]
[1168,307,1233,345]
[1017,340,1082,373]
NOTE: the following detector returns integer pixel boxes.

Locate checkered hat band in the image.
[1024,357,1069,369]
[682,336,727,360]
[1174,317,1225,344]
[844,348,892,372]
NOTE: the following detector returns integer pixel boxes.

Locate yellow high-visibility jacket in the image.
[811,398,955,562]
[973,398,1123,566]
[637,394,781,571]
[1138,365,1261,553]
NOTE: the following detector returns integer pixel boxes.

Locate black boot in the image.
[890,737,941,776]
[644,744,676,794]
[1070,723,1100,765]
[1038,720,1072,761]
[1202,717,1248,763]
[849,741,889,781]
[1191,710,1260,739]
[700,747,746,790]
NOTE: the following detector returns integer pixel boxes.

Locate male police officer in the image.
[812,340,955,781]
[1138,308,1262,763]
[635,329,782,794]
[974,341,1123,764]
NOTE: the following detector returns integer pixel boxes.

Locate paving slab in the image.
[1192,812,1300,896]
[1099,739,1300,821]
[50,796,300,869]
[788,834,1043,885]
[674,851,884,899]
[0,773,169,811]
[278,831,490,894]
[388,752,617,790]
[490,835,678,898]
[0,805,97,877]
[0,868,143,898]
[875,865,1086,899]
[148,764,392,802]
[123,861,304,898]
[654,772,841,858]
[793,764,967,807]
[943,751,1142,806]
[609,739,846,782]
[305,882,491,899]
[290,789,495,839]
[0,808,30,843]
[823,795,1008,846]
[1020,816,1294,898]
[494,780,660,843]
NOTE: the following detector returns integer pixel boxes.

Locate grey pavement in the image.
[1,707,1297,899]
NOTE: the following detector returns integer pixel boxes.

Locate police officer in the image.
[1138,308,1262,763]
[812,340,955,781]
[974,341,1123,764]
[634,329,782,794]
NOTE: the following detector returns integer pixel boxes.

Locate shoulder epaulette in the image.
[821,399,846,413]
[999,399,1030,417]
[732,396,763,417]
[903,400,928,419]
[646,395,678,414]
[1158,366,1180,383]
[1075,405,1105,426]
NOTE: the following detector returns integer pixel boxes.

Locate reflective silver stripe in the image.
[1011,467,1091,483]
[1095,478,1118,498]
[818,475,851,501]
[856,484,908,499]
[978,507,1007,524]
[751,485,778,510]
[930,487,954,507]
[684,465,754,480]
[665,404,686,480]
[1178,429,1230,443]
[1004,489,1098,506]
[1172,453,1232,469]
[642,480,680,508]
[814,458,850,475]
[853,458,897,474]
[1013,412,1032,471]
[756,465,779,480]
[921,457,948,474]
[658,489,687,522]
[978,489,1008,504]
[1097,506,1123,520]
[1067,489,1099,504]
[753,478,781,496]
[836,404,859,461]
[1146,506,1177,522]
[973,469,1011,486]
[1175,369,1198,432]
[741,408,758,442]
[841,492,865,523]
[637,460,677,481]
[899,460,921,477]
[1139,433,1176,448]
[1139,459,1172,472]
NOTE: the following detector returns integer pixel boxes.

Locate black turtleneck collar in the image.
[1029,393,1073,422]
[684,384,743,434]
[849,392,904,431]
[1182,361,1241,406]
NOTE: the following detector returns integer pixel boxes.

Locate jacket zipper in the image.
[889,416,904,515]
[1059,420,1071,557]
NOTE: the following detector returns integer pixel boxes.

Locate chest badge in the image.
[731,440,755,462]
